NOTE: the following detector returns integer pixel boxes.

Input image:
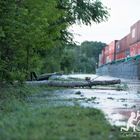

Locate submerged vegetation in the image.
[116,84,129,91]
[0,85,134,140]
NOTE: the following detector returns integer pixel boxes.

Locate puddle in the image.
[28,74,140,127]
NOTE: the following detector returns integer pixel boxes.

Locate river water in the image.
[29,74,140,127]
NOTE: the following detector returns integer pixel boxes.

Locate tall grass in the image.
[0,84,134,140]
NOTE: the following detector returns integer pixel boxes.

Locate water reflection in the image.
[70,74,140,126]
[59,88,140,126]
[29,74,140,126]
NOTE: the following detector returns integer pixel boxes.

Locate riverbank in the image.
[0,84,132,140]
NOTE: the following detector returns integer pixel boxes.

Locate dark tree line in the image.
[60,41,106,73]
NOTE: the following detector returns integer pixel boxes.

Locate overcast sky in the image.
[69,0,140,44]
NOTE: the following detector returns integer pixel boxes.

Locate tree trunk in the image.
[36,79,121,88]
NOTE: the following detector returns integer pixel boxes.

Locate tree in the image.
[0,0,109,82]
[0,0,66,82]
[51,0,109,43]
[59,41,106,73]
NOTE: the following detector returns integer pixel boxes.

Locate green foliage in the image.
[59,41,106,73]
[0,0,109,82]
[0,106,113,140]
[116,84,128,91]
[60,49,76,73]
[0,85,132,140]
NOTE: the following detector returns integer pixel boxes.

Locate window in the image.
[132,28,136,38]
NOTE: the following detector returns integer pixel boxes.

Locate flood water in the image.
[29,74,140,127]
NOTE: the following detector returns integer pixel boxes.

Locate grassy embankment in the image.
[0,84,134,140]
